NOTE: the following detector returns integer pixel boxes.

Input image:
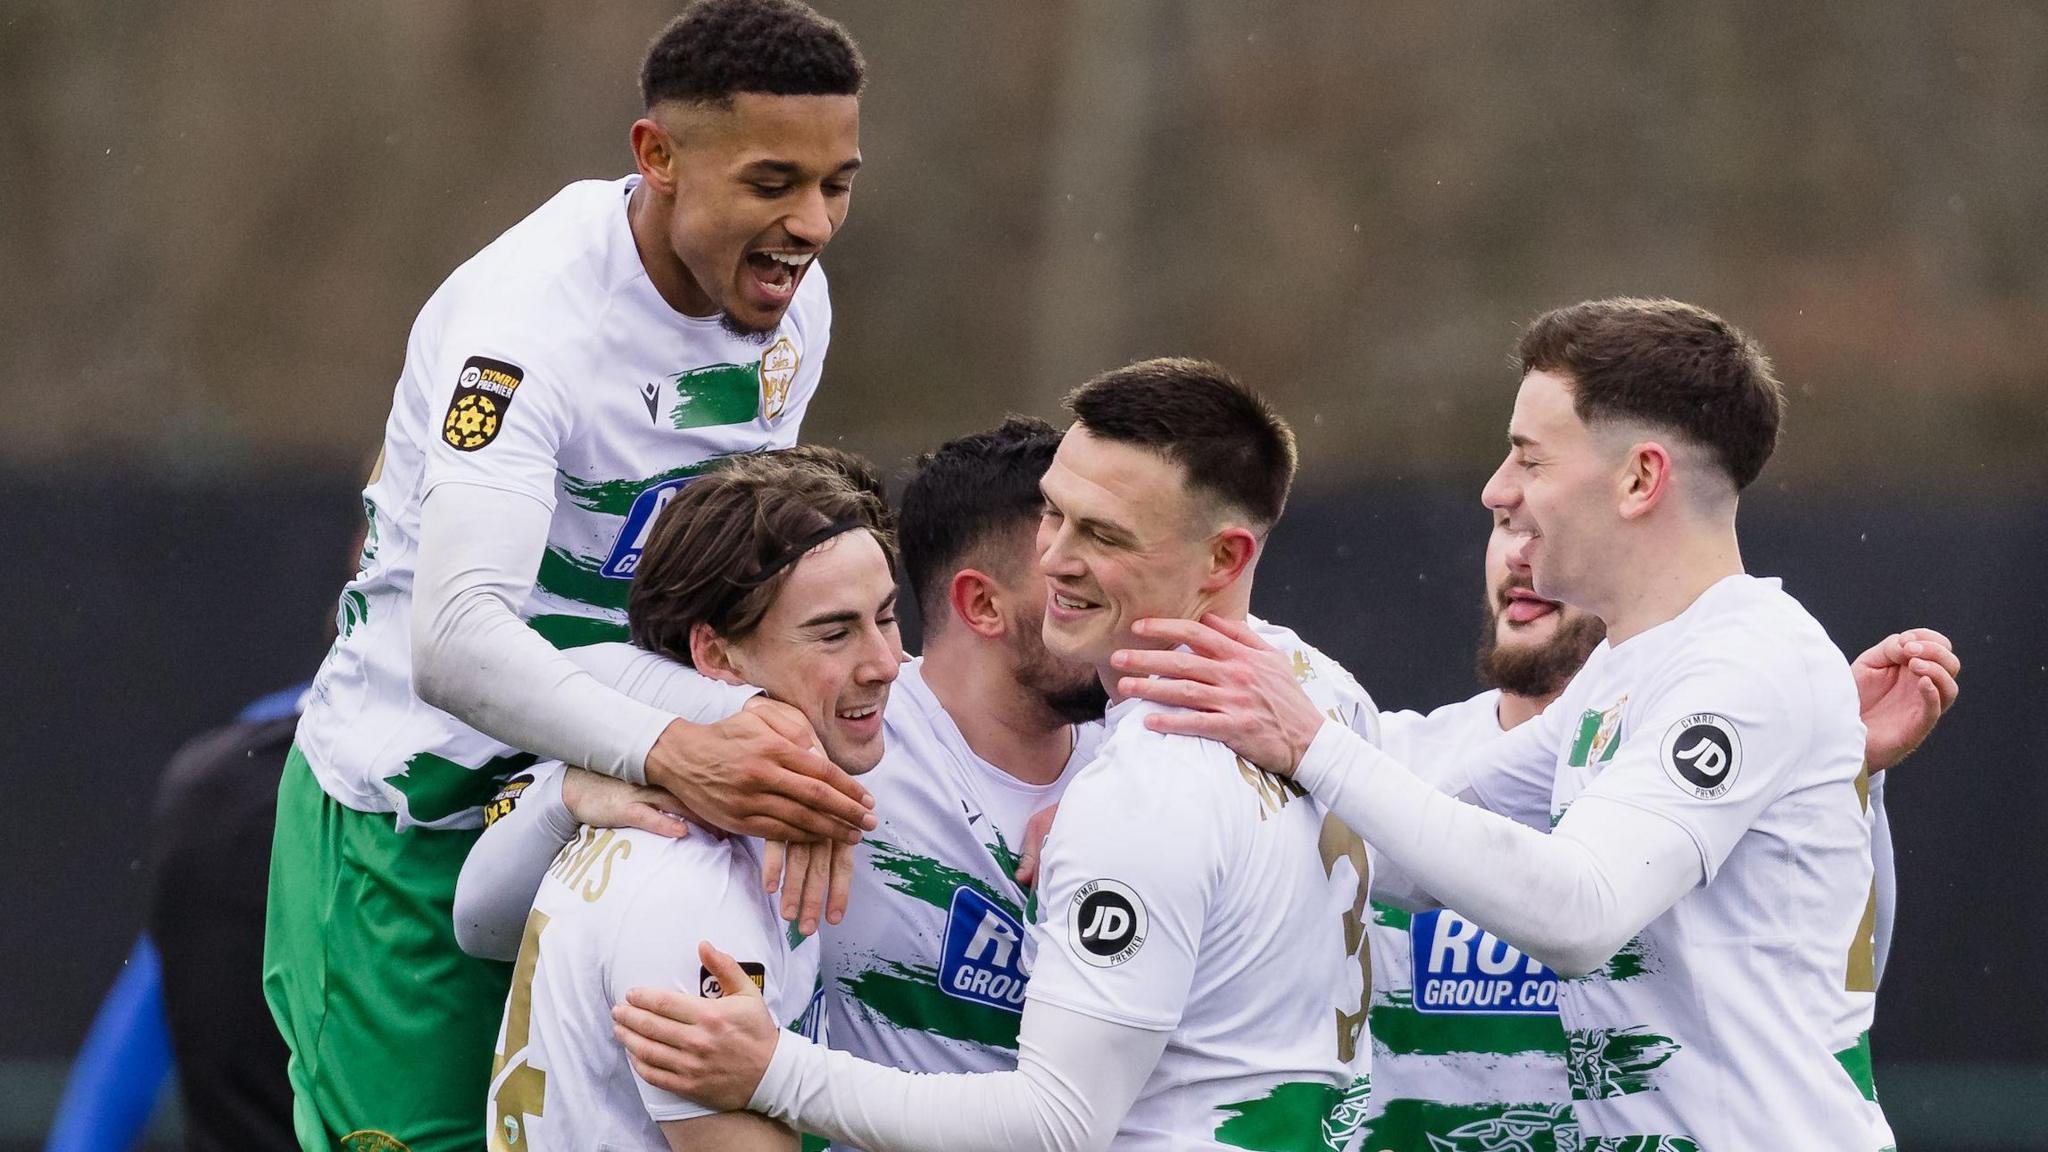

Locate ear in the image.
[630,117,678,194]
[1200,526,1260,595]
[689,621,749,686]
[946,569,1006,640]
[1618,441,1673,521]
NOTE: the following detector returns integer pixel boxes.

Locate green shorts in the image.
[263,745,512,1152]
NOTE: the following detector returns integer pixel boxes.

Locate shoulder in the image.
[1654,578,1851,709]
[1249,615,1379,737]
[433,180,626,357]
[1059,701,1251,831]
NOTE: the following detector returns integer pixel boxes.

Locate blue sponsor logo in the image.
[939,887,1029,1013]
[1411,908,1559,1015]
[599,477,696,579]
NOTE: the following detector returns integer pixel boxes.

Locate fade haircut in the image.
[899,417,1062,628]
[628,450,894,665]
[1515,298,1784,491]
[640,0,864,109]
[1064,358,1297,529]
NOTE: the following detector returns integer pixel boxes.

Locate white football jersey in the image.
[1025,617,1379,1151]
[824,658,1103,1093]
[296,174,830,828]
[1469,575,1889,1151]
[1359,691,1578,1152]
[485,825,824,1151]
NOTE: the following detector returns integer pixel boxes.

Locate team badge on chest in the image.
[759,336,798,421]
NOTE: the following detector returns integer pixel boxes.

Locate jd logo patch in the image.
[1661,713,1742,799]
[940,887,1030,1012]
[700,961,766,999]
[1070,878,1145,968]
[442,356,524,451]
[1410,909,1560,1015]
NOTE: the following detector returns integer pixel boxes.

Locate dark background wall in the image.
[1,468,2039,1149]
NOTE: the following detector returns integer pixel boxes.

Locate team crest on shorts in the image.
[442,356,524,451]
[340,1131,411,1152]
[758,337,798,421]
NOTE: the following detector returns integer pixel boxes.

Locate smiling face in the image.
[1036,426,1230,671]
[707,529,900,774]
[1480,369,1625,612]
[642,92,861,335]
[1475,514,1606,700]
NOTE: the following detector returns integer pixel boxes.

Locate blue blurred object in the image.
[44,938,172,1152]
[234,682,311,725]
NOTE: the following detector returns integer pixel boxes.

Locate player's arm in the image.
[660,1110,795,1152]
[615,945,1162,1152]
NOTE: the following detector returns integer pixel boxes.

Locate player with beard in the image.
[265,5,877,1148]
[1116,299,1961,1150]
[1356,521,1954,1152]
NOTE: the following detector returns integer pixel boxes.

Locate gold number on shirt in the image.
[489,909,551,1150]
[1320,813,1372,1063]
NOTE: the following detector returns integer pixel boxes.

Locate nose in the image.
[1036,517,1083,579]
[785,186,835,248]
[857,624,900,685]
[1481,453,1519,516]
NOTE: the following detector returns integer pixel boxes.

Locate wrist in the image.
[747,1029,806,1120]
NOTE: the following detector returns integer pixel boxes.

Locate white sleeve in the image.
[748,999,1163,1152]
[453,763,577,961]
[1870,772,1895,987]
[410,482,678,783]
[613,852,782,1124]
[1294,722,1702,978]
[1025,737,1224,1031]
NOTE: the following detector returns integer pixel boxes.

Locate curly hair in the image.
[640,0,864,109]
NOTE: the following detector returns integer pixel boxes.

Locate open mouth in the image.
[1501,587,1558,625]
[1048,588,1101,619]
[834,697,884,737]
[743,250,813,307]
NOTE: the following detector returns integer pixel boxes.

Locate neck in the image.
[922,635,1074,787]
[626,181,716,318]
[1101,596,1251,704]
[1496,688,1560,731]
[1591,520,1743,646]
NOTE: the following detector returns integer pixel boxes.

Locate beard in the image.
[1475,598,1607,700]
[718,309,776,342]
[1010,622,1110,725]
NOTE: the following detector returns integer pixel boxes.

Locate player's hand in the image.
[561,767,693,839]
[1112,613,1326,775]
[761,837,855,937]
[1014,802,1060,887]
[612,943,780,1112]
[1854,628,1961,773]
[643,699,875,843]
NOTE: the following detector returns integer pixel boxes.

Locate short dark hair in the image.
[1064,358,1297,529]
[640,0,864,109]
[628,451,894,665]
[1515,298,1784,491]
[899,417,1062,628]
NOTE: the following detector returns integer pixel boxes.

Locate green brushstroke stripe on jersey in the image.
[1834,1032,1880,1102]
[1564,1026,1681,1101]
[838,959,1021,1050]
[560,459,723,517]
[1370,994,1567,1058]
[1357,1100,1575,1152]
[526,613,628,649]
[392,750,540,826]
[865,838,1025,921]
[536,547,628,612]
[671,363,762,430]
[1371,902,1411,931]
[1583,1137,1699,1152]
[1594,935,1655,981]
[1213,1078,1361,1152]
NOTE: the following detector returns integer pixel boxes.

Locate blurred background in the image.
[3,1,2043,1149]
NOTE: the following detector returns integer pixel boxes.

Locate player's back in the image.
[1029,695,1366,1150]
[486,822,820,1151]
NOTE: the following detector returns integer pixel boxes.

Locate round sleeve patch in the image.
[1660,713,1742,799]
[1068,878,1147,968]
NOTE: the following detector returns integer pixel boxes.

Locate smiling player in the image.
[262,4,880,1148]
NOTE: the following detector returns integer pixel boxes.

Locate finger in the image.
[826,839,855,925]
[798,841,831,936]
[753,765,877,840]
[1904,639,1962,678]
[745,697,820,745]
[780,841,812,923]
[1142,709,1241,743]
[1197,612,1279,653]
[725,792,857,844]
[618,988,704,1033]
[763,747,877,824]
[615,1024,690,1081]
[1118,675,1235,713]
[1913,660,1960,711]
[1109,646,1227,684]
[1128,616,1250,660]
[761,840,786,895]
[619,802,691,840]
[700,941,765,1000]
[1015,832,1042,886]
[1899,627,1954,650]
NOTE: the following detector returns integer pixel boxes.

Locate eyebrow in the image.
[796,589,896,631]
[739,157,863,179]
[1508,432,1539,450]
